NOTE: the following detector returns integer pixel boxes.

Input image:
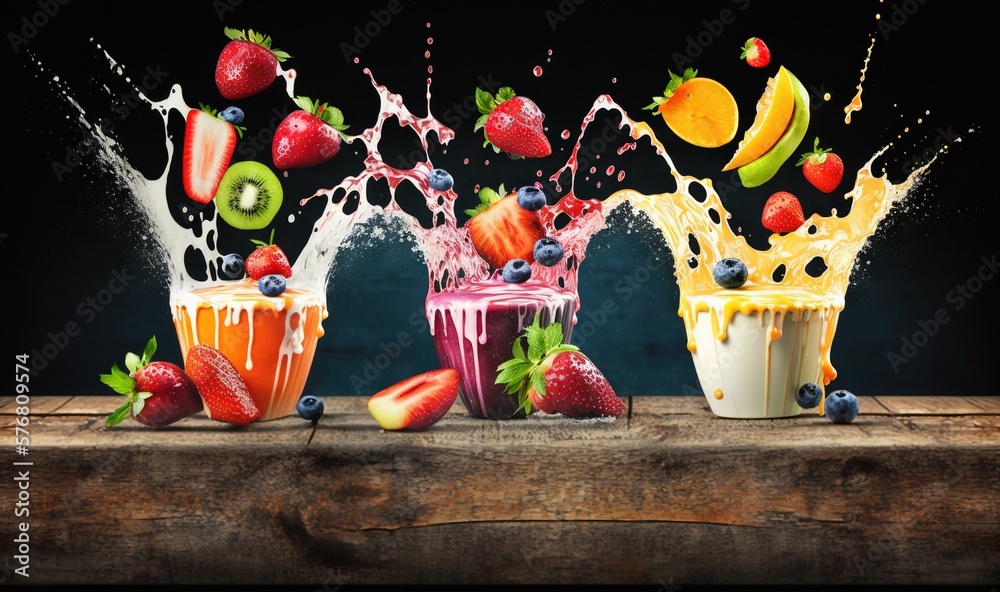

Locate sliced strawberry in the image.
[182,105,239,204]
[762,191,806,234]
[99,336,203,427]
[272,96,350,170]
[215,27,290,100]
[464,185,546,269]
[367,368,460,431]
[475,86,551,159]
[497,317,624,419]
[185,344,260,426]
[245,228,293,280]
[741,37,771,68]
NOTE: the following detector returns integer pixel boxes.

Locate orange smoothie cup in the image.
[172,281,328,421]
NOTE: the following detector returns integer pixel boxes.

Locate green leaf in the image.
[496,87,517,103]
[272,49,291,62]
[223,26,245,42]
[99,364,136,396]
[512,337,527,361]
[530,368,547,397]
[141,336,157,366]
[125,352,141,375]
[475,88,495,115]
[294,96,315,112]
[474,113,488,132]
[105,402,133,426]
[131,398,145,417]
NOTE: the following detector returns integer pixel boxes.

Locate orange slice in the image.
[657,77,739,148]
[722,66,795,171]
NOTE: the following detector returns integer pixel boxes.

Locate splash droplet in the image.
[561,129,571,140]
[533,66,543,77]
[606,165,615,176]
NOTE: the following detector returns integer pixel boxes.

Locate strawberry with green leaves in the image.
[496,317,625,419]
[272,96,350,170]
[475,86,551,159]
[99,336,204,427]
[464,184,546,269]
[215,27,290,100]
[245,228,293,280]
[797,137,845,193]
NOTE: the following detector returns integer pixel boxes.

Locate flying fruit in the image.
[737,67,810,188]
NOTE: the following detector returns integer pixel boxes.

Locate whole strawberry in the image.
[475,86,551,159]
[99,336,203,427]
[797,137,845,193]
[185,344,260,426]
[741,37,771,68]
[497,317,624,419]
[762,191,805,234]
[215,27,290,100]
[245,228,292,280]
[272,96,349,170]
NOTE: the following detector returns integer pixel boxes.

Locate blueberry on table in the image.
[824,389,860,423]
[296,395,324,422]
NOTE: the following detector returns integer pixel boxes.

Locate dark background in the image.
[6,0,996,397]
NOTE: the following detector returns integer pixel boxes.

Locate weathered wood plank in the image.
[873,395,1000,415]
[1,397,996,585]
[0,395,73,415]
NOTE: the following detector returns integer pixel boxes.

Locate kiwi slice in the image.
[214,161,283,230]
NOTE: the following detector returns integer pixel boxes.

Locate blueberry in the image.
[221,253,244,279]
[824,389,860,423]
[258,274,287,297]
[501,259,531,283]
[220,106,244,125]
[428,168,454,191]
[296,394,324,422]
[796,382,822,409]
[713,257,749,288]
[533,237,564,267]
[516,185,546,211]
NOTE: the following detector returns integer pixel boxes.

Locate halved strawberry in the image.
[464,185,546,269]
[367,368,460,431]
[185,344,260,426]
[182,104,242,204]
[245,228,292,280]
[497,317,624,419]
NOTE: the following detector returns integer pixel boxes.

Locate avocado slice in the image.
[737,69,811,188]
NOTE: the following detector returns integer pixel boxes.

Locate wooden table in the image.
[2,395,998,586]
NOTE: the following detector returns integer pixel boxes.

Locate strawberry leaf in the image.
[495,316,579,414]
[644,68,698,111]
[105,401,133,426]
[99,363,136,396]
[796,137,832,166]
[475,88,495,116]
[463,186,503,217]
[223,26,246,42]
